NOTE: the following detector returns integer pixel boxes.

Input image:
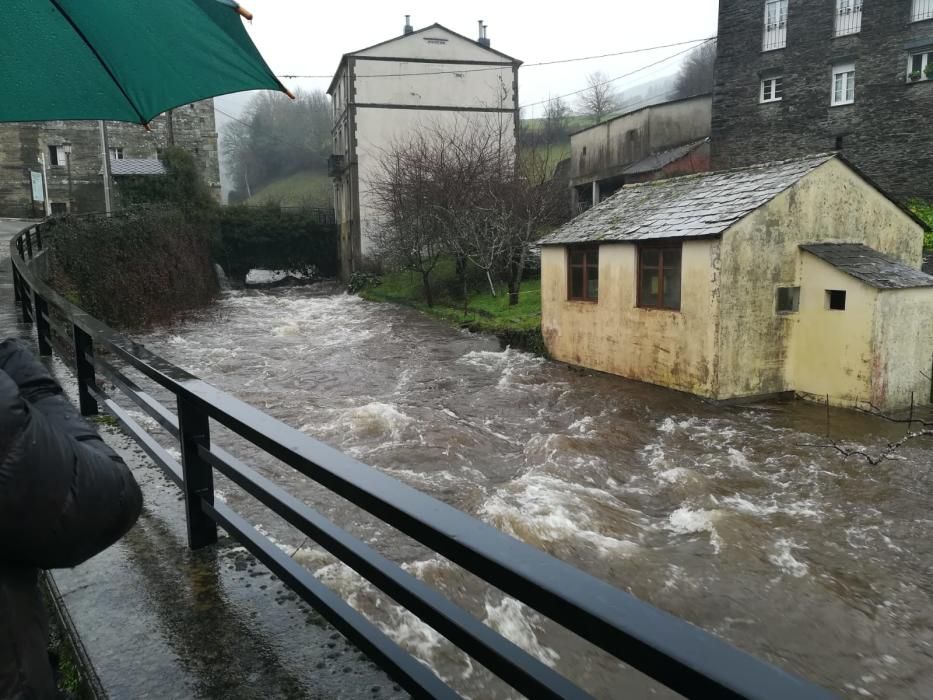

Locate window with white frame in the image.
[912,0,933,22]
[761,76,784,102]
[834,0,863,36]
[109,147,124,160]
[908,49,932,80]
[763,0,788,51]
[831,62,855,105]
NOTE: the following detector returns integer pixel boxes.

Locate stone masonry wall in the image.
[711,0,933,203]
[0,100,220,218]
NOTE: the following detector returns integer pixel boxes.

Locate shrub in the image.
[212,204,339,281]
[908,200,933,249]
[47,209,218,327]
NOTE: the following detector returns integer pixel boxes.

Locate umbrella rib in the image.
[48,0,150,125]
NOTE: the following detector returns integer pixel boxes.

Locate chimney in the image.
[478,21,491,47]
[404,15,413,34]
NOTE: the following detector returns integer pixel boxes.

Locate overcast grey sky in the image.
[217,1,720,123]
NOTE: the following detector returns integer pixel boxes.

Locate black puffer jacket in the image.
[0,339,143,699]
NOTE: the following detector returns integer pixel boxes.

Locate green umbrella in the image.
[1,0,292,124]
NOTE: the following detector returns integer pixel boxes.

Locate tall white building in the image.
[328,18,521,277]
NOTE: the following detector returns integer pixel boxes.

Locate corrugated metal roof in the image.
[620,138,708,176]
[106,158,167,176]
[539,154,835,245]
[801,243,933,290]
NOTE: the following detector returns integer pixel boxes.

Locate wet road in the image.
[129,288,933,699]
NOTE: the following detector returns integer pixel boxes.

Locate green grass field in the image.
[247,170,331,208]
[360,258,542,333]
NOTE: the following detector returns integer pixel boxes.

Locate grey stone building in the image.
[711,0,933,203]
[0,99,220,217]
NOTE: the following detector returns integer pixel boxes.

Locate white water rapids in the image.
[128,288,933,699]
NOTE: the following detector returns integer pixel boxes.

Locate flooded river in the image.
[134,288,933,699]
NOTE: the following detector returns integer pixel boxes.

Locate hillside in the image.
[246,170,332,208]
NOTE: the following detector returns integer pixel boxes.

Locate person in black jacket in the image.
[0,339,143,699]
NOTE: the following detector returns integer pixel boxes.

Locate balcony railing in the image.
[763,1,788,51]
[834,1,862,36]
[10,220,839,700]
[913,0,933,22]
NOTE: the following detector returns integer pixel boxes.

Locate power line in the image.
[275,37,714,80]
[518,39,714,111]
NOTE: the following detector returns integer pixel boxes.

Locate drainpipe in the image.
[99,120,113,214]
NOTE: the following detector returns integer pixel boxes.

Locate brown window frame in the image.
[567,246,599,302]
[637,241,682,311]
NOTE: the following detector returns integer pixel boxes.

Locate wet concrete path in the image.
[0,221,403,699]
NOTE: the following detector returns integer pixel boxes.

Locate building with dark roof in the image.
[710,0,933,203]
[0,100,220,217]
[539,154,932,411]
[567,94,711,214]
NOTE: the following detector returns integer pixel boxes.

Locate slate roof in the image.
[801,243,933,290]
[621,138,709,177]
[539,154,836,245]
[105,159,167,176]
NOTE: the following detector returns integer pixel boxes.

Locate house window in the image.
[826,289,847,310]
[638,243,682,310]
[48,145,65,166]
[763,0,788,51]
[109,147,124,160]
[776,286,800,313]
[908,49,932,81]
[912,0,933,22]
[761,76,784,102]
[568,247,599,302]
[834,0,863,36]
[831,62,855,105]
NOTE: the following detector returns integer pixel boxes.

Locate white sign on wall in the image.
[30,171,44,202]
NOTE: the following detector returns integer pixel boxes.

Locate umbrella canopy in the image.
[1,0,291,124]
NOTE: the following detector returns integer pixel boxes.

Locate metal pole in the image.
[73,325,99,416]
[39,153,51,217]
[65,152,74,213]
[99,120,113,215]
[177,395,217,549]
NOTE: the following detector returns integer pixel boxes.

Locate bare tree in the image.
[674,41,717,99]
[799,392,933,465]
[576,71,619,125]
[368,135,448,307]
[543,94,571,145]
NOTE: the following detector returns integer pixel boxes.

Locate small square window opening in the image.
[776,286,800,313]
[826,290,847,310]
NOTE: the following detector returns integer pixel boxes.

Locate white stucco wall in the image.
[717,158,926,400]
[787,255,879,406]
[541,240,721,396]
[332,25,519,262]
[873,287,933,410]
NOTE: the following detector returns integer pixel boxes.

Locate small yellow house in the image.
[538,154,933,411]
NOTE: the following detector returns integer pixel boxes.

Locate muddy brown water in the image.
[130,288,933,700]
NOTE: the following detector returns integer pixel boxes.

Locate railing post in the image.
[72,325,98,416]
[34,294,52,357]
[177,395,218,549]
[12,266,21,303]
[25,229,33,258]
[19,280,32,325]
[35,226,43,251]
[16,237,23,259]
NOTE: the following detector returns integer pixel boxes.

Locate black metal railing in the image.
[9,220,838,700]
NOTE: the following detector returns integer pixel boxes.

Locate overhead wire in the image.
[274,36,714,80]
